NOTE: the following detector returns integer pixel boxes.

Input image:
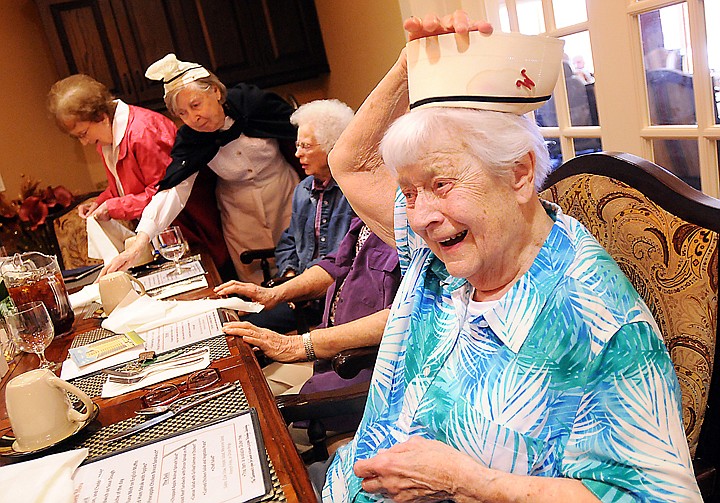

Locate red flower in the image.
[18,196,49,230]
[0,176,74,231]
[52,186,74,208]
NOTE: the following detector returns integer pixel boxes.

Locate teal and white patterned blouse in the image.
[322,194,701,503]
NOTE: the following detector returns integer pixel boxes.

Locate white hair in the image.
[291,99,355,153]
[380,108,551,189]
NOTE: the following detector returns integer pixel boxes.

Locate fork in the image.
[102,347,209,378]
[105,354,207,385]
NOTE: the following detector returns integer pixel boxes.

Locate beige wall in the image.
[0,0,406,200]
[273,0,406,110]
[0,0,105,200]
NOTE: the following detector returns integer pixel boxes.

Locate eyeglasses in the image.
[142,368,221,407]
[71,126,90,141]
[295,141,318,151]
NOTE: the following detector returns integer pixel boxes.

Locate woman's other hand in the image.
[98,232,151,278]
[404,10,492,41]
[214,280,282,310]
[78,201,99,219]
[89,201,111,221]
[354,436,479,502]
[222,321,304,362]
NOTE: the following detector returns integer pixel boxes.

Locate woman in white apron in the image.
[105,54,299,283]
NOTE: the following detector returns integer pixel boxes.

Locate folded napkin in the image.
[101,346,210,398]
[87,216,135,264]
[68,282,101,310]
[101,295,263,334]
[0,448,88,503]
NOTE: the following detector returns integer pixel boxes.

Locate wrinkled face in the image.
[174,86,226,132]
[397,146,519,290]
[295,124,330,181]
[66,117,113,147]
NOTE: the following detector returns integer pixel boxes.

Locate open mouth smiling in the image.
[439,230,467,247]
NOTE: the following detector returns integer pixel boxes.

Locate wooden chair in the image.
[540,151,720,500]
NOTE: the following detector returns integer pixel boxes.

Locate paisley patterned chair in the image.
[540,152,720,500]
[49,193,103,270]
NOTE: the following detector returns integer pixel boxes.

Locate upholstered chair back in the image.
[540,152,720,497]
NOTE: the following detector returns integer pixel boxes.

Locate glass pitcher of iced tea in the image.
[0,252,74,336]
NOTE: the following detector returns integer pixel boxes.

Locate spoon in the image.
[135,382,235,416]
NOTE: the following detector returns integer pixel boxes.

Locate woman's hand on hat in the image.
[404,10,493,41]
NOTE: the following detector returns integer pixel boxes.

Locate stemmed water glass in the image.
[157,226,188,276]
[5,301,59,371]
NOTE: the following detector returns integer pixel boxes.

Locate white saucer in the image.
[0,402,99,458]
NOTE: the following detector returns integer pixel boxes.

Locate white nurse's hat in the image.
[407,31,565,115]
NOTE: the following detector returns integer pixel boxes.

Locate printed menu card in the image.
[72,411,271,503]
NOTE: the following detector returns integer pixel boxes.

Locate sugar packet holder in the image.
[68,331,145,367]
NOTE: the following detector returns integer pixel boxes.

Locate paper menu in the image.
[137,260,205,291]
[72,410,271,503]
[140,309,225,353]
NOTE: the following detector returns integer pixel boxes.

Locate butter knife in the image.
[106,382,236,442]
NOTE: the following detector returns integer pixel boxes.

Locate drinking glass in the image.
[157,226,188,276]
[5,301,59,371]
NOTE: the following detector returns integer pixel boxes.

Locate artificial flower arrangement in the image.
[0,175,74,254]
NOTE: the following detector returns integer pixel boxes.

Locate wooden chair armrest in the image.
[239,248,276,264]
[332,346,379,380]
[275,381,370,424]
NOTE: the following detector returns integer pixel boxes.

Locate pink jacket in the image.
[95,106,177,220]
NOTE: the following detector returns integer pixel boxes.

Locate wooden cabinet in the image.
[35,0,329,109]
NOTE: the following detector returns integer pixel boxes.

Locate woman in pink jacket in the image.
[47,74,230,274]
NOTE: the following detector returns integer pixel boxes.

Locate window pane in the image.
[652,139,700,190]
[639,5,696,126]
[574,138,602,156]
[535,100,558,128]
[498,1,511,33]
[535,31,598,129]
[517,0,544,35]
[546,138,562,172]
[552,0,587,29]
[563,31,597,127]
[706,1,720,124]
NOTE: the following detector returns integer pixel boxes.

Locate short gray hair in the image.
[290,99,354,153]
[380,108,551,190]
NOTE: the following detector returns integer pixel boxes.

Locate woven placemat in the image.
[67,332,232,398]
[71,383,286,502]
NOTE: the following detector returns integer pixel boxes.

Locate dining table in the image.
[0,251,316,503]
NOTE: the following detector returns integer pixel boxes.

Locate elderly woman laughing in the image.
[320,11,701,503]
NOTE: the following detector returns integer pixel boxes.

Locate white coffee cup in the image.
[98,271,147,315]
[5,368,95,451]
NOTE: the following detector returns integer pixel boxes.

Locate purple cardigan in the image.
[300,218,401,400]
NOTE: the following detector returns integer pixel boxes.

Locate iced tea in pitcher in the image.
[1,252,74,336]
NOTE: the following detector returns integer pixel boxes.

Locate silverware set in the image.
[102,347,209,384]
[107,382,237,441]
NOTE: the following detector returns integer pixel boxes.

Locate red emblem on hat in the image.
[516,69,536,90]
